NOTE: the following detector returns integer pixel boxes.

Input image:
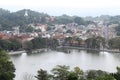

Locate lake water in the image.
[10,49,120,80]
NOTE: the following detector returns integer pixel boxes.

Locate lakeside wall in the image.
[57,46,120,53]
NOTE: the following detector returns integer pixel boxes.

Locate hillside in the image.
[0,9,50,31]
[0,8,120,34]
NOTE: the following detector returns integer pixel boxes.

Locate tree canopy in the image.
[36,65,116,80]
[0,50,15,80]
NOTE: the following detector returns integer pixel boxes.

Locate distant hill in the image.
[0,8,10,16]
[0,9,88,31]
[0,9,50,31]
[11,9,50,25]
[0,8,120,32]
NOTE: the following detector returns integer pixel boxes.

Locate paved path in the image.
[8,50,26,55]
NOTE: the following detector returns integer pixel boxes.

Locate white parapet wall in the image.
[8,50,26,55]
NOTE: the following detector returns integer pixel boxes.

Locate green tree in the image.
[31,37,47,49]
[0,50,15,80]
[112,66,120,80]
[9,39,22,51]
[115,24,120,36]
[85,36,105,49]
[56,15,73,24]
[0,39,22,51]
[48,38,59,49]
[51,65,70,80]
[86,70,114,80]
[95,36,106,49]
[23,41,33,52]
[67,72,78,80]
[35,65,116,80]
[64,37,73,46]
[0,39,11,51]
[74,17,85,25]
[74,66,83,76]
[25,26,34,32]
[95,74,115,80]
[35,69,49,80]
[75,38,83,46]
[67,67,83,80]
[66,30,73,34]
[108,37,120,50]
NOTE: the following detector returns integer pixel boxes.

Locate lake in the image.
[10,49,120,80]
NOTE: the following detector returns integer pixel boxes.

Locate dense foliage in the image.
[0,39,22,51]
[24,37,59,51]
[115,24,120,36]
[85,36,106,49]
[112,66,120,80]
[0,8,93,31]
[0,8,49,31]
[0,50,15,80]
[0,36,120,52]
[23,36,120,52]
[108,37,120,50]
[0,8,120,34]
[36,65,118,80]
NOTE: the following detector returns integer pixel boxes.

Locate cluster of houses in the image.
[0,20,117,47]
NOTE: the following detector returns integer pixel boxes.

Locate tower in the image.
[24,10,28,17]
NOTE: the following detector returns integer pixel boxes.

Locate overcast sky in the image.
[0,0,120,17]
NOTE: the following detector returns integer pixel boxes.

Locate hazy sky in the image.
[0,0,120,16]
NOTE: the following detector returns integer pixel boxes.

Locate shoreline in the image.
[8,50,26,55]
[8,48,48,55]
[57,46,120,53]
[8,46,120,55]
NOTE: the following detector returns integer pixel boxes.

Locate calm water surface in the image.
[10,49,120,80]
